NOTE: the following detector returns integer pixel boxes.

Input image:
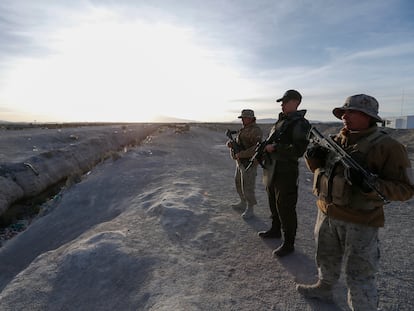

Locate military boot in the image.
[273,231,295,257]
[241,205,254,219]
[231,200,246,211]
[296,280,333,302]
[258,218,282,238]
[272,242,294,257]
[258,228,281,239]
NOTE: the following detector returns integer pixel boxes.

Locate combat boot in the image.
[258,229,281,239]
[231,200,246,211]
[296,280,333,302]
[272,242,294,257]
[259,217,282,238]
[273,231,295,257]
[241,205,254,219]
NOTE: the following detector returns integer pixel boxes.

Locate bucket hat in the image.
[333,94,382,122]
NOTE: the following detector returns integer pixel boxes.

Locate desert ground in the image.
[0,123,413,311]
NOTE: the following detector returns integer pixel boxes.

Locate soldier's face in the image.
[281,99,299,114]
[342,110,372,131]
[241,117,254,126]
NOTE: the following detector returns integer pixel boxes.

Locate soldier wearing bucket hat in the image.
[333,94,382,123]
[298,94,414,310]
[227,109,263,219]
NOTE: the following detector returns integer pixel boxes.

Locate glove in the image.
[349,168,372,193]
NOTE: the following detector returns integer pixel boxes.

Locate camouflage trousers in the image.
[234,162,258,205]
[315,209,380,311]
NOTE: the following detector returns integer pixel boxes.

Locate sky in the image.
[0,0,413,123]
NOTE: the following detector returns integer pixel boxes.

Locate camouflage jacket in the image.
[306,125,414,227]
[234,122,263,161]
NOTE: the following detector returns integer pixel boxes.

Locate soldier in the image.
[258,90,310,257]
[297,94,414,310]
[226,109,263,219]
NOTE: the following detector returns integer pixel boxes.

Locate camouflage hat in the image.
[333,94,382,122]
[238,109,255,118]
[276,89,302,103]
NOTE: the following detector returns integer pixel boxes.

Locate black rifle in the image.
[309,126,389,204]
[245,123,289,171]
[225,129,243,155]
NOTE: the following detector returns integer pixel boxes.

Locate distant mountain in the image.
[230,118,276,124]
[231,119,342,125]
[152,115,196,123]
[257,118,276,124]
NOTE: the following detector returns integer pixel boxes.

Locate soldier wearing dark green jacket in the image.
[258,90,310,257]
[297,94,414,311]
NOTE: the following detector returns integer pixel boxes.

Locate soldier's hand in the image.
[264,144,275,153]
[226,140,233,148]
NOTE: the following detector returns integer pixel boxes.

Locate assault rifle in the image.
[245,140,267,171]
[225,129,243,155]
[309,126,389,204]
[246,125,288,171]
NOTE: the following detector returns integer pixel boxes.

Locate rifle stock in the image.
[309,127,389,204]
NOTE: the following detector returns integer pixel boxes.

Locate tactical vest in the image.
[313,130,388,209]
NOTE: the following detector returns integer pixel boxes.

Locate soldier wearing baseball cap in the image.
[298,94,414,310]
[276,89,302,103]
[258,89,311,257]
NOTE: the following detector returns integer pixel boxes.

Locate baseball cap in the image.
[332,94,382,122]
[276,89,302,103]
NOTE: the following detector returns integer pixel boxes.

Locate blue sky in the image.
[0,0,413,123]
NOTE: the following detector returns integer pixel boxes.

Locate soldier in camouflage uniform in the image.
[227,109,263,219]
[297,94,414,310]
[258,90,311,257]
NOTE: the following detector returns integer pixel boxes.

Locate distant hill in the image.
[152,115,196,123]
[234,119,338,124]
[257,118,276,124]
[229,118,277,124]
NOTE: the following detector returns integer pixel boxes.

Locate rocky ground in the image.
[0,123,413,310]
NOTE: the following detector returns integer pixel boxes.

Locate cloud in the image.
[0,3,33,58]
[0,1,413,122]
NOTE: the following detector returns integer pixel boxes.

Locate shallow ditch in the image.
[0,123,192,247]
[0,146,129,247]
[0,180,67,246]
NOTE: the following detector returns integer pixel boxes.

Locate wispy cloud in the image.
[0,0,413,122]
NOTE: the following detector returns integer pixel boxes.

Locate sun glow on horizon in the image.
[1,8,261,123]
